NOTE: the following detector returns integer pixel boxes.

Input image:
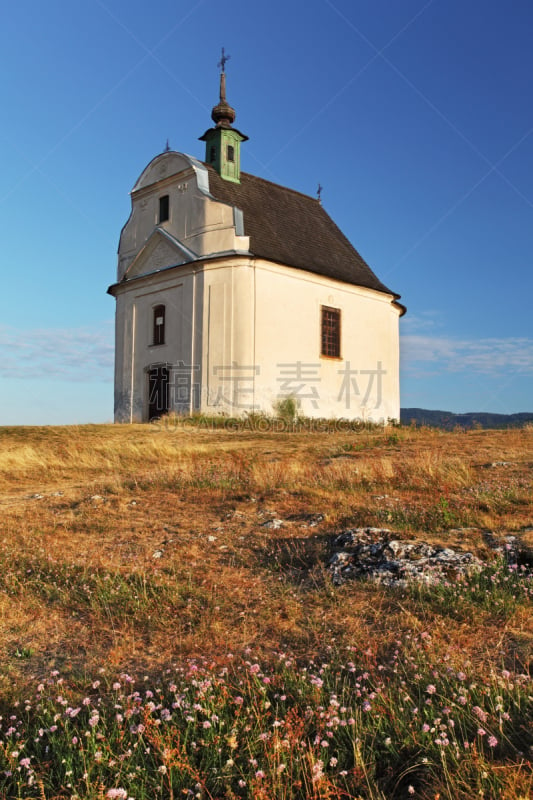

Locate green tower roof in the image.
[199,53,247,183]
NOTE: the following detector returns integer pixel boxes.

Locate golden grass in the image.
[0,422,531,688]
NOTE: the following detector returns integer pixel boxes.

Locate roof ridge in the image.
[204,162,319,204]
[240,170,319,203]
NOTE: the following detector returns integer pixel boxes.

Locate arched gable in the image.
[131,151,210,194]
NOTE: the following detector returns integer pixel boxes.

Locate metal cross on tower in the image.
[218,47,230,73]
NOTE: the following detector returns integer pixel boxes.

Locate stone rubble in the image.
[329,527,486,587]
[261,518,284,530]
[481,530,525,565]
[255,514,530,587]
[286,512,325,527]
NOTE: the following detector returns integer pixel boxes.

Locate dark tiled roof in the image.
[205,165,399,298]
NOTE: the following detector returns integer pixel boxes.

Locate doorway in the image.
[148,366,169,420]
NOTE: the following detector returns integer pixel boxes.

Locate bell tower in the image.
[199,49,248,183]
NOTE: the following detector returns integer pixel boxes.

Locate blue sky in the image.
[1,0,532,424]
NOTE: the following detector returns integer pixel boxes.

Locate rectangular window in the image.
[158,195,169,223]
[321,306,341,358]
[227,144,235,162]
[153,304,165,345]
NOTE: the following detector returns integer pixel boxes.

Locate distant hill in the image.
[400,408,533,430]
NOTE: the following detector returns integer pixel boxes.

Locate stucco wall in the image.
[202,262,255,413]
[113,260,254,421]
[114,268,200,422]
[113,258,400,423]
[252,260,400,422]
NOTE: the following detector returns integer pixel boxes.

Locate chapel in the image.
[108,61,405,423]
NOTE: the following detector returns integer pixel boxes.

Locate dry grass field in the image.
[0,421,532,799]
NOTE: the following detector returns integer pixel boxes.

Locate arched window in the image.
[227,144,235,162]
[153,305,165,345]
[159,195,169,223]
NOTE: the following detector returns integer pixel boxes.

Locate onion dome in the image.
[211,72,236,128]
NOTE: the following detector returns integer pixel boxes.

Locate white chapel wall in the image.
[252,261,400,422]
[114,257,400,423]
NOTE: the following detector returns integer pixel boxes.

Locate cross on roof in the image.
[218,47,230,73]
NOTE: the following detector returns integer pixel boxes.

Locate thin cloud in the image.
[3,323,531,386]
[402,333,533,374]
[0,323,114,382]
